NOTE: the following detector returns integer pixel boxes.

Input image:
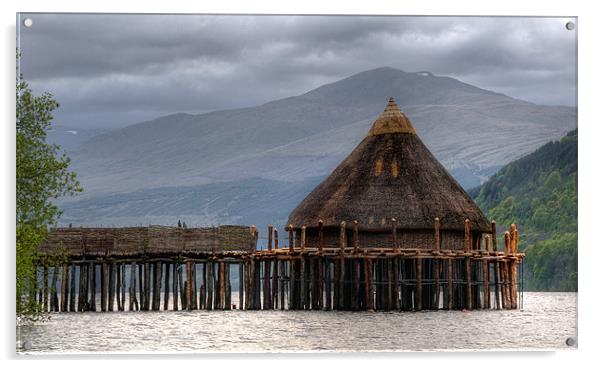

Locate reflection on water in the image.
[16,292,577,353]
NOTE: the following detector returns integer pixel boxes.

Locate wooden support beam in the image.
[416,259,422,311]
[434,217,441,252]
[116,263,122,311]
[129,262,138,311]
[50,265,59,312]
[60,263,69,312]
[434,259,440,309]
[185,261,192,311]
[354,259,361,311]
[43,265,49,312]
[447,259,453,310]
[272,259,279,309]
[88,262,96,312]
[300,226,306,252]
[299,256,306,309]
[318,220,324,253]
[389,219,398,252]
[225,263,231,310]
[288,224,294,253]
[163,262,170,311]
[239,262,244,310]
[220,261,226,310]
[353,221,360,254]
[491,221,501,310]
[324,260,331,311]
[464,219,471,252]
[120,264,126,311]
[483,258,490,309]
[69,264,76,312]
[466,258,473,310]
[274,227,279,250]
[393,257,400,310]
[101,263,108,312]
[108,262,115,311]
[207,262,214,310]
[263,259,271,309]
[267,224,273,251]
[365,258,373,312]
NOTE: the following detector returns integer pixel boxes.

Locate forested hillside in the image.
[470,130,577,291]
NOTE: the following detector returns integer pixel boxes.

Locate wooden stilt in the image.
[434,259,440,309]
[263,259,271,309]
[274,227,279,250]
[267,224,273,251]
[163,262,170,310]
[354,259,361,311]
[50,265,59,312]
[69,264,76,312]
[279,260,285,310]
[225,263,231,310]
[466,257,473,310]
[272,258,278,309]
[300,256,306,309]
[108,262,115,312]
[447,259,453,310]
[89,262,96,312]
[116,263,122,311]
[100,262,107,312]
[365,258,373,312]
[61,263,69,312]
[288,224,294,253]
[239,262,244,310]
[43,265,49,312]
[219,262,226,310]
[416,258,422,311]
[318,220,324,253]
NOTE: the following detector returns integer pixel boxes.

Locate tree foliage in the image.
[16,75,82,320]
[471,130,577,291]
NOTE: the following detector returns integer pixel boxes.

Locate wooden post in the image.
[288,259,295,310]
[288,224,294,253]
[50,265,59,312]
[77,264,83,312]
[207,262,214,310]
[340,221,346,251]
[318,220,324,253]
[88,262,96,312]
[185,261,192,311]
[447,258,453,310]
[465,257,473,310]
[317,258,324,310]
[300,226,306,251]
[279,259,285,310]
[416,259,423,311]
[116,263,122,311]
[101,262,107,312]
[163,262,170,310]
[393,257,400,310]
[129,263,136,311]
[274,227,279,250]
[484,235,491,309]
[225,263,231,310]
[272,258,279,309]
[268,224,273,251]
[386,259,393,311]
[365,258,373,312]
[434,259,440,309]
[239,262,245,310]
[263,259,271,309]
[138,264,144,310]
[464,219,471,252]
[300,256,306,309]
[108,262,115,312]
[61,263,69,312]
[69,264,76,312]
[354,259,361,311]
[434,217,441,252]
[120,264,126,311]
[220,262,226,310]
[43,265,49,312]
[324,260,331,310]
[491,221,501,309]
[353,221,359,254]
[391,218,398,251]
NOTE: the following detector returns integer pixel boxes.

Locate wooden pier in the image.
[36,220,524,313]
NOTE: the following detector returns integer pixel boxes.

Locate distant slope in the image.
[69,67,576,196]
[471,130,577,291]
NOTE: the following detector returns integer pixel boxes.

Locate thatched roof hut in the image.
[288,98,489,249]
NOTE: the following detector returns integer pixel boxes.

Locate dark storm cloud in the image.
[18,14,576,128]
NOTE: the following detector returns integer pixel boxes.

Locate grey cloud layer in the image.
[19,14,576,128]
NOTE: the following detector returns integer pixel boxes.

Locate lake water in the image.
[16,292,577,353]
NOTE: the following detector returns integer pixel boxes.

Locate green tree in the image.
[16,74,82,320]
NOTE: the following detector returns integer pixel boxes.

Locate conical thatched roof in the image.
[288,97,490,232]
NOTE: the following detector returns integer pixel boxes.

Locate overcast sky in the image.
[18,14,577,129]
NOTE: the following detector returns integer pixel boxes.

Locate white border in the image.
[2,0,600,367]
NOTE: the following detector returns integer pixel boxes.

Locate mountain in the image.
[47,125,111,153]
[470,130,577,291]
[58,67,576,235]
